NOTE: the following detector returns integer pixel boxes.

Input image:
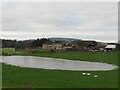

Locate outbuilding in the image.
[105,45,116,51]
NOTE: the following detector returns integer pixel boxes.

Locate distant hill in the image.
[49,37,81,43]
[97,41,107,44]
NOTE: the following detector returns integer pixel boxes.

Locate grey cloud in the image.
[2,2,118,42]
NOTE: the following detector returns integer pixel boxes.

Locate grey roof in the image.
[105,45,116,48]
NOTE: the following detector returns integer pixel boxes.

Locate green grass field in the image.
[17,51,118,65]
[0,48,15,55]
[2,48,119,88]
[31,48,48,51]
[2,64,118,88]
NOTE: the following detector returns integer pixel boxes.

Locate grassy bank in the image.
[0,48,15,53]
[16,51,118,65]
[2,48,119,88]
[2,64,118,88]
[0,48,15,55]
[2,48,118,65]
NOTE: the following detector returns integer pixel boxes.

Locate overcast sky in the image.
[1,2,118,42]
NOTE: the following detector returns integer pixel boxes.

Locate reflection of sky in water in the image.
[1,56,118,71]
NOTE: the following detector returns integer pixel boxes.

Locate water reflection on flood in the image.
[1,56,118,71]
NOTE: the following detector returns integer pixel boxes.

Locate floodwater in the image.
[1,56,118,71]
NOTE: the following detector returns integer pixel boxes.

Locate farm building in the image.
[63,45,72,50]
[42,43,63,50]
[105,45,116,51]
[63,44,78,52]
[42,40,115,52]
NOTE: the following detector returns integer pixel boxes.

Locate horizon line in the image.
[0,37,118,43]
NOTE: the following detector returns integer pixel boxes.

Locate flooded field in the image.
[1,56,118,71]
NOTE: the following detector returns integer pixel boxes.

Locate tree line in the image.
[1,38,120,51]
[0,38,51,49]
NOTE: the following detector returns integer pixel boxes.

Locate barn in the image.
[105,45,116,51]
